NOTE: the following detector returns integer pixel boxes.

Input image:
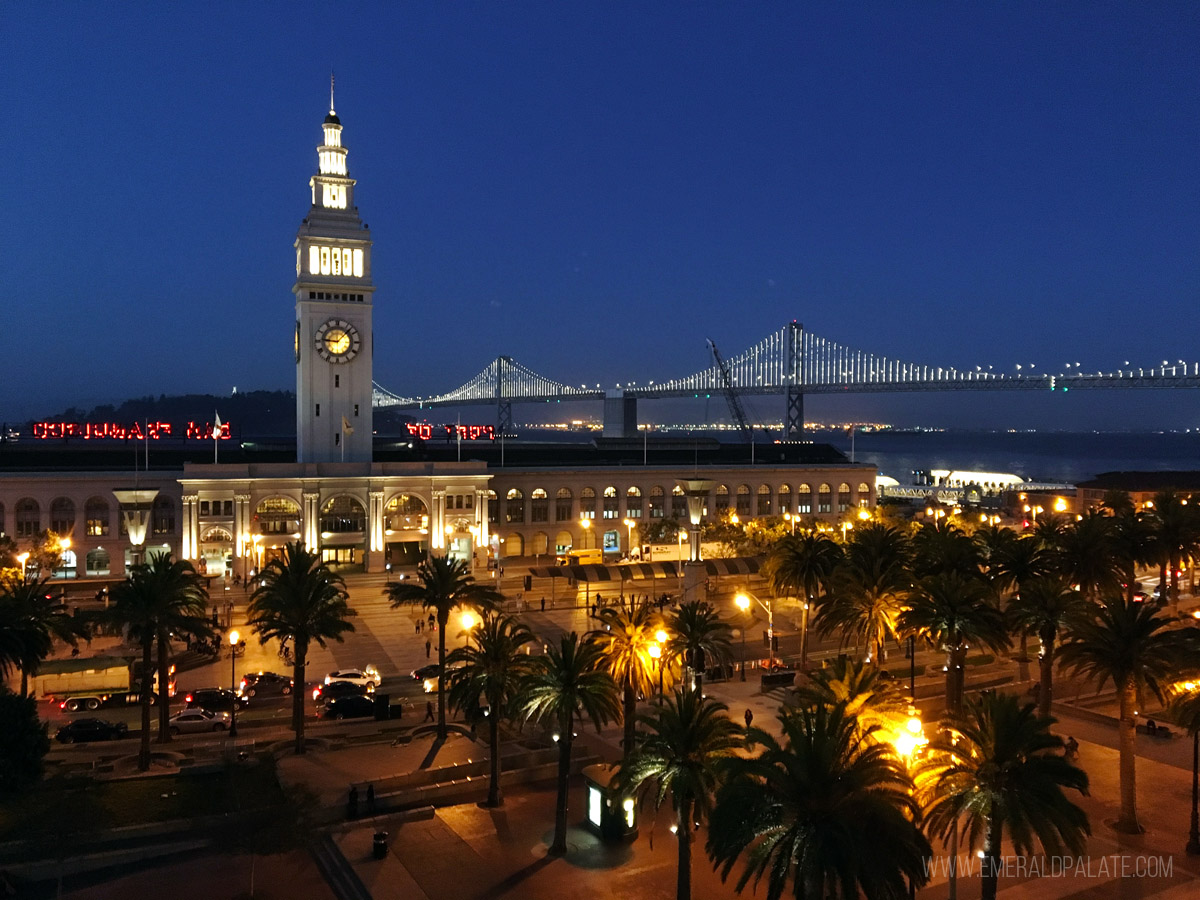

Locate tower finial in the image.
[330,70,336,114]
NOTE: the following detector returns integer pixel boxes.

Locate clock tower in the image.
[294,83,374,463]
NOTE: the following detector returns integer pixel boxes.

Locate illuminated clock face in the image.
[314,319,361,363]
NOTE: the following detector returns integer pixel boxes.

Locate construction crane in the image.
[707,338,753,443]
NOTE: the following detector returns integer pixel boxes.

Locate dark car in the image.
[55,718,129,744]
[321,694,376,720]
[240,671,293,697]
[410,663,441,681]
[313,680,370,705]
[185,687,249,712]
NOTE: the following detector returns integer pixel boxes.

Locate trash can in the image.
[373,831,388,859]
[374,693,390,721]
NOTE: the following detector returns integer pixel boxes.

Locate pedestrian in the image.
[540,596,546,612]
[425,638,432,658]
[424,700,435,722]
[744,708,754,729]
[1065,736,1079,760]
[348,785,359,819]
[415,619,421,634]
[427,613,435,630]
[366,783,376,814]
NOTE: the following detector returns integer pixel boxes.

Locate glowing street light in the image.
[735,594,750,680]
[460,609,478,648]
[648,643,663,697]
[579,517,592,550]
[228,629,241,737]
[735,590,775,668]
[783,511,796,535]
[623,518,635,558]
[16,552,29,583]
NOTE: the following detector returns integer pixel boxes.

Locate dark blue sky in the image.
[6,3,1200,429]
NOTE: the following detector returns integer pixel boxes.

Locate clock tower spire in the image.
[294,87,374,463]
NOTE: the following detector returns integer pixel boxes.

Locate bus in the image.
[556,548,604,566]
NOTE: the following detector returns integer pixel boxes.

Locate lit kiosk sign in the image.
[31,421,232,440]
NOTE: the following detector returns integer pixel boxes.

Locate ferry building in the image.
[0,94,876,580]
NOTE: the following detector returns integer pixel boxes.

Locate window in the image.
[50,497,75,534]
[85,548,111,576]
[838,483,851,513]
[626,486,642,519]
[671,485,687,519]
[320,495,366,532]
[85,497,110,537]
[736,485,751,517]
[797,484,812,514]
[858,483,871,508]
[778,483,792,514]
[354,404,359,416]
[335,375,339,388]
[531,489,549,523]
[580,487,596,520]
[316,404,320,417]
[487,490,498,525]
[715,485,730,515]
[384,494,426,531]
[757,484,772,516]
[649,486,665,519]
[555,488,573,522]
[15,498,39,538]
[200,501,211,516]
[152,497,175,535]
[506,488,525,524]
[256,497,300,535]
[818,483,832,514]
[602,486,619,519]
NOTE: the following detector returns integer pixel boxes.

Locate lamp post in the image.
[623,518,635,559]
[579,517,592,550]
[735,594,750,680]
[228,629,240,737]
[677,529,686,590]
[460,609,478,649]
[735,591,774,669]
[16,552,29,584]
[784,511,796,535]
[648,643,662,698]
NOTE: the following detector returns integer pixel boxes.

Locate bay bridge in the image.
[372,322,1200,439]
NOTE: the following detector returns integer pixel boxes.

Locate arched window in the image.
[320,495,366,533]
[50,498,76,535]
[487,490,498,525]
[580,487,596,520]
[838,482,851,513]
[384,494,427,531]
[531,532,550,556]
[85,497,110,537]
[649,486,665,519]
[757,484,772,516]
[626,485,643,519]
[505,488,525,524]
[797,483,812,514]
[602,486,619,519]
[15,499,39,538]
[818,483,832,514]
[555,488,573,521]
[858,483,872,508]
[85,548,111,575]
[735,485,751,516]
[152,496,176,535]
[778,483,792,514]
[530,489,549,523]
[554,530,573,554]
[715,485,730,514]
[505,533,524,557]
[671,484,687,519]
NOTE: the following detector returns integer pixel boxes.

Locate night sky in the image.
[6,3,1199,429]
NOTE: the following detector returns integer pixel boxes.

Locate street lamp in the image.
[579,517,592,550]
[228,629,241,737]
[622,518,636,559]
[735,591,775,668]
[648,642,663,697]
[16,552,29,583]
[460,609,478,649]
[783,511,796,535]
[735,594,750,680]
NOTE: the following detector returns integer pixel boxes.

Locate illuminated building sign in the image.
[405,423,494,441]
[32,421,232,441]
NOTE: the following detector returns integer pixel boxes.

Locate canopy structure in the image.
[527,557,764,584]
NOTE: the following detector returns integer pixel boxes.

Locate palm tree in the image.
[246,541,356,755]
[108,570,166,771]
[0,579,88,696]
[1147,489,1200,606]
[616,689,743,900]
[1166,685,1200,854]
[1058,594,1200,832]
[594,598,660,761]
[898,571,1009,715]
[1006,576,1085,718]
[1107,505,1155,603]
[765,531,842,670]
[667,599,732,698]
[707,702,930,900]
[1057,511,1123,603]
[989,531,1055,679]
[918,693,1090,900]
[911,519,981,579]
[386,554,501,740]
[139,552,211,741]
[794,655,911,739]
[444,611,535,807]
[818,524,913,665]
[520,632,620,855]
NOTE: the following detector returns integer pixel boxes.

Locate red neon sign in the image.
[405,423,495,441]
[31,421,232,441]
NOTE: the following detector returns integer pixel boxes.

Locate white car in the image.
[168,708,232,735]
[324,666,381,691]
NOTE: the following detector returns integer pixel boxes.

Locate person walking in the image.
[744,708,754,729]
[425,638,432,658]
[540,596,546,612]
[424,700,435,722]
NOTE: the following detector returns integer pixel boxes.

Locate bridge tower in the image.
[496,356,513,437]
[294,80,375,463]
[783,321,804,440]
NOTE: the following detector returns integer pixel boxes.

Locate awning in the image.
[527,556,764,584]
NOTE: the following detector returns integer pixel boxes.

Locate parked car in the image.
[320,694,376,720]
[240,671,293,697]
[410,663,441,681]
[324,667,381,690]
[313,680,370,704]
[55,718,129,744]
[185,687,249,711]
[168,708,231,735]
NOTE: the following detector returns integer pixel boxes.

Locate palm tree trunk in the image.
[1016,630,1030,682]
[1171,554,1181,608]
[293,642,308,755]
[437,609,448,740]
[1115,678,1142,833]
[20,670,28,698]
[946,645,966,715]
[487,711,502,807]
[623,681,637,762]
[550,712,573,855]
[138,637,153,772]
[980,815,1002,900]
[676,796,693,900]
[156,626,172,742]
[1038,629,1055,720]
[800,594,811,671]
